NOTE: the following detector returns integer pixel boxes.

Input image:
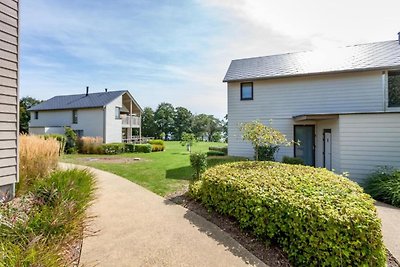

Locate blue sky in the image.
[21,0,400,118]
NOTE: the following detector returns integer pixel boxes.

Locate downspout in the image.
[103,106,107,143]
[382,71,387,112]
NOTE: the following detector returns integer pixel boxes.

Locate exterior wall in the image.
[339,113,400,184]
[228,70,384,159]
[0,0,18,200]
[105,95,122,143]
[29,108,104,140]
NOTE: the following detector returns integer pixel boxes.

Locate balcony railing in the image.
[121,115,140,127]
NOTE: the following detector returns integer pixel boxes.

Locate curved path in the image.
[60,163,266,267]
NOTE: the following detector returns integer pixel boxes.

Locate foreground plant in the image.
[365,166,400,207]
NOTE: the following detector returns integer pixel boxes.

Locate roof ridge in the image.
[51,90,127,98]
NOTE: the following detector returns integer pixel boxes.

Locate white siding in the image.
[339,113,400,184]
[29,108,104,139]
[105,96,122,143]
[228,71,384,158]
[0,0,18,194]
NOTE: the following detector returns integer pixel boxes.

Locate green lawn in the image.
[62,141,245,196]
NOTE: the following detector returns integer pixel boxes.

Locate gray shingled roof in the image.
[223,40,400,82]
[29,90,127,111]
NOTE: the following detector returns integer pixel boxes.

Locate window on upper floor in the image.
[72,110,78,124]
[388,71,400,107]
[240,82,253,100]
[115,107,121,119]
[34,111,38,120]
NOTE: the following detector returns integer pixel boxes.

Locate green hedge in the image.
[206,151,225,157]
[208,146,227,155]
[148,140,165,152]
[148,139,164,146]
[190,161,385,266]
[100,143,125,155]
[365,167,400,207]
[134,144,152,153]
[282,156,305,165]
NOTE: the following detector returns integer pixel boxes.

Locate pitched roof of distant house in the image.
[223,40,400,82]
[29,90,128,111]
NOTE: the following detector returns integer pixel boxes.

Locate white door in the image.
[324,130,332,170]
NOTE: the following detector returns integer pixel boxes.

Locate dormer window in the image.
[388,71,400,107]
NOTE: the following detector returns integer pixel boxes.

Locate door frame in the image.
[293,125,315,166]
[323,129,332,169]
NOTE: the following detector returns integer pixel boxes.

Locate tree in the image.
[154,102,175,139]
[192,114,222,141]
[174,107,193,140]
[19,96,42,133]
[240,120,290,161]
[221,114,228,142]
[180,132,197,152]
[141,107,157,137]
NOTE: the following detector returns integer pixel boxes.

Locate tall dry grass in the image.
[19,135,60,192]
[78,136,103,154]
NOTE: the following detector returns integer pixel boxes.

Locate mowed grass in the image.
[62,141,245,196]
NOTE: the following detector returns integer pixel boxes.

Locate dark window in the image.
[74,130,84,138]
[115,107,121,119]
[389,71,400,107]
[72,110,78,124]
[240,82,253,100]
[34,111,38,120]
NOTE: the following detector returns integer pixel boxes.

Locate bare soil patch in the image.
[81,157,145,164]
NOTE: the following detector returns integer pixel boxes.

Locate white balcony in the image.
[121,115,140,128]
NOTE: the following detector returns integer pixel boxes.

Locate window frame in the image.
[240,82,254,101]
[115,107,121,119]
[388,71,400,108]
[72,110,78,124]
[34,111,38,120]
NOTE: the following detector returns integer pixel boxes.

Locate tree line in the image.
[142,103,227,142]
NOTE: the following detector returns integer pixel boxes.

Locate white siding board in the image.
[0,11,17,27]
[0,94,15,104]
[0,39,17,53]
[0,30,16,44]
[0,157,15,167]
[0,48,16,62]
[0,122,15,130]
[0,130,15,140]
[339,113,400,183]
[0,67,16,78]
[0,166,16,176]
[0,139,16,149]
[0,3,16,19]
[0,75,16,87]
[0,148,16,158]
[0,112,15,121]
[0,103,15,113]
[0,58,16,71]
[0,0,17,10]
[0,85,16,95]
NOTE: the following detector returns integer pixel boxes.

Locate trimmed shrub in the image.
[148,139,164,146]
[282,156,305,165]
[206,151,225,157]
[134,144,152,153]
[78,136,103,154]
[208,146,228,155]
[257,145,279,161]
[190,153,207,180]
[151,144,164,152]
[100,143,125,155]
[365,167,400,207]
[148,140,165,152]
[18,135,59,193]
[124,143,135,153]
[191,161,385,266]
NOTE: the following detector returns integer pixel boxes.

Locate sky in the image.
[21,0,400,119]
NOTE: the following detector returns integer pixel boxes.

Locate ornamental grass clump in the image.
[191,161,386,266]
[365,167,400,207]
[19,135,59,193]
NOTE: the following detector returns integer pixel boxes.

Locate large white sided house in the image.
[28,89,143,143]
[224,36,400,184]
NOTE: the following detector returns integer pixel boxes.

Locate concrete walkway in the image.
[60,163,266,267]
[376,201,400,262]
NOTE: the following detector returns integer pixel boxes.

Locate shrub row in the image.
[208,146,227,155]
[282,156,305,165]
[134,144,152,153]
[76,137,154,154]
[206,150,225,157]
[190,161,385,266]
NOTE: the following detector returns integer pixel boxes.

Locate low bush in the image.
[190,153,207,180]
[208,146,228,155]
[190,161,385,266]
[134,144,152,153]
[257,145,279,161]
[365,167,400,207]
[282,156,305,165]
[0,169,95,266]
[19,135,59,193]
[124,143,135,153]
[101,143,125,155]
[78,136,103,154]
[148,139,165,146]
[149,140,165,152]
[41,134,66,155]
[206,150,225,157]
[151,144,164,152]
[64,127,78,154]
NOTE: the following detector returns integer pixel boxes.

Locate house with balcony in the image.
[28,89,142,143]
[224,35,400,184]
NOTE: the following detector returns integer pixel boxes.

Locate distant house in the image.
[224,35,400,184]
[28,89,143,143]
[0,0,19,201]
